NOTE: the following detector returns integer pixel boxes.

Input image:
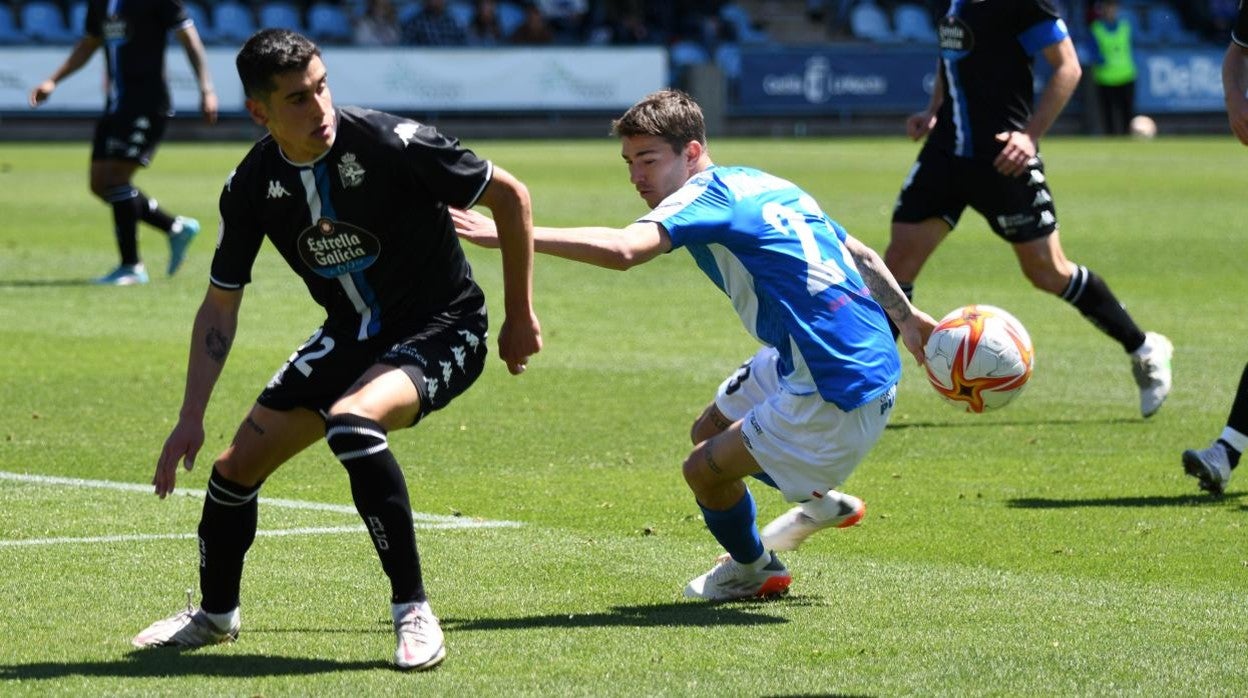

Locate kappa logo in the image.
[393,122,419,146]
[267,180,292,199]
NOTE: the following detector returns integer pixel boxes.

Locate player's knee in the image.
[210,456,264,489]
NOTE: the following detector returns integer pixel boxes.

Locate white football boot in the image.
[684,552,792,602]
[1131,332,1173,418]
[761,492,866,552]
[132,593,239,648]
[393,601,446,671]
[1182,441,1233,496]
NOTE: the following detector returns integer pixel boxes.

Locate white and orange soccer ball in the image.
[923,305,1035,413]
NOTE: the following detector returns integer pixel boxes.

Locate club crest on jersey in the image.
[338,153,365,188]
[298,217,381,278]
[102,16,128,42]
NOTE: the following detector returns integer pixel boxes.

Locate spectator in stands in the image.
[1088,0,1138,135]
[355,0,402,46]
[402,0,469,45]
[27,0,216,286]
[536,0,589,41]
[511,3,555,44]
[469,0,508,44]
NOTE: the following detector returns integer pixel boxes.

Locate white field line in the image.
[0,471,521,548]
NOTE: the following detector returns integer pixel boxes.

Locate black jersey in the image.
[1233,1,1248,46]
[212,107,492,341]
[930,0,1068,160]
[85,0,191,115]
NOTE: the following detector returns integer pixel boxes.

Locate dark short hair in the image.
[236,29,321,100]
[610,89,707,155]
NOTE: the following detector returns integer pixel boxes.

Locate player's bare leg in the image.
[882,218,950,340]
[681,425,791,601]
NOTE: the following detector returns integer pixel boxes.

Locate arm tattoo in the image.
[850,246,913,325]
[205,326,231,363]
[244,416,266,435]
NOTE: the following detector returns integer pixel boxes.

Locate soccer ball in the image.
[924,305,1035,413]
[1129,115,1157,139]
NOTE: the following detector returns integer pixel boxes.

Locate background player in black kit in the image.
[130,30,542,671]
[29,0,217,286]
[1182,3,1248,496]
[886,0,1172,418]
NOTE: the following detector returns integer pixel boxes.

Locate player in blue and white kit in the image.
[887,0,1172,418]
[29,0,217,285]
[130,30,542,670]
[455,89,936,601]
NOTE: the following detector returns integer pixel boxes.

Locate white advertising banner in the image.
[0,46,668,114]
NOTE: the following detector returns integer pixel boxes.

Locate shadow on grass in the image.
[0,651,386,681]
[443,597,818,632]
[887,416,1141,430]
[1008,492,1245,509]
[0,279,95,288]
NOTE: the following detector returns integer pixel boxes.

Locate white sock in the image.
[391,600,432,622]
[1221,427,1248,454]
[202,607,239,631]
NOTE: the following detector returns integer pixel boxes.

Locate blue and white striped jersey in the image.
[640,166,901,411]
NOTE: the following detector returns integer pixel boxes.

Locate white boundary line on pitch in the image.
[0,471,521,548]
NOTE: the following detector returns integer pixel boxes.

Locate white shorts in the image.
[714,347,896,503]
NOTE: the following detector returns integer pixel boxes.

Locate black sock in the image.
[1059,266,1146,353]
[1226,364,1248,444]
[136,189,176,234]
[326,413,424,604]
[198,468,260,613]
[887,282,914,341]
[103,185,141,265]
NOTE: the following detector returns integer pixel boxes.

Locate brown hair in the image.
[610,89,706,155]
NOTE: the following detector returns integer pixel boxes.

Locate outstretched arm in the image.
[844,234,936,365]
[28,36,102,107]
[175,24,218,124]
[452,207,671,271]
[153,286,242,497]
[472,166,542,375]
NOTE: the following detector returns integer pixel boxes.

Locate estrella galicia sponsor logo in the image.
[939,16,973,61]
[297,217,381,278]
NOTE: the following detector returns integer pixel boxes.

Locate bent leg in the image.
[682,424,768,563]
[91,159,144,266]
[1015,232,1145,352]
[326,364,427,604]
[883,218,950,338]
[199,404,324,613]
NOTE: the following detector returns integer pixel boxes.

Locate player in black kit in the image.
[886,0,1172,418]
[29,0,217,285]
[130,30,542,671]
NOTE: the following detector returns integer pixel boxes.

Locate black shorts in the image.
[257,303,489,425]
[892,143,1058,243]
[91,110,169,165]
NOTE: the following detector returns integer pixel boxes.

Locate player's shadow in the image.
[887,416,1142,431]
[0,278,95,288]
[1008,492,1245,509]
[442,598,812,632]
[0,651,385,681]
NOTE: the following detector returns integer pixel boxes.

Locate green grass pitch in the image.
[0,134,1245,696]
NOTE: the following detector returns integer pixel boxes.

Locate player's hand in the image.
[905,110,936,141]
[897,309,938,367]
[992,131,1038,177]
[498,312,542,375]
[201,89,219,125]
[153,418,205,498]
[450,207,501,248]
[28,80,56,108]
